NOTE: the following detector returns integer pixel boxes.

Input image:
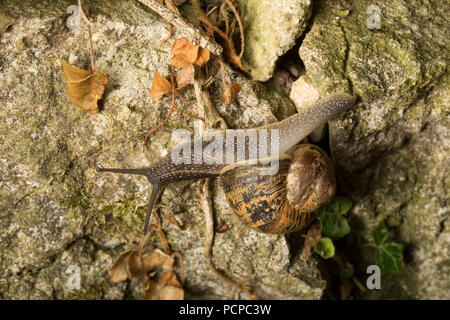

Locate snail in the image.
[98,93,356,235]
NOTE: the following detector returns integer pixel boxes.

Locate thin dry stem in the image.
[171,251,185,284]
[78,0,95,70]
[158,204,189,230]
[197,180,259,299]
[137,0,223,55]
[224,0,245,59]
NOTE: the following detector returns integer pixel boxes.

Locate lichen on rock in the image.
[0,0,322,300]
[299,0,449,299]
[239,0,312,81]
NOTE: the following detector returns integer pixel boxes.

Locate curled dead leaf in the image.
[150,71,171,102]
[171,37,200,67]
[145,271,184,300]
[61,58,108,114]
[222,83,241,105]
[195,47,210,67]
[176,65,195,89]
[300,222,322,262]
[171,37,210,68]
[108,246,174,283]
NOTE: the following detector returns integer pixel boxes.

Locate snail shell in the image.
[220,144,336,234]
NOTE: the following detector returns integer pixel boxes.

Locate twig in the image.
[193,65,228,129]
[197,180,259,299]
[171,251,185,285]
[137,0,223,56]
[153,204,171,254]
[78,0,95,71]
[224,0,245,59]
[158,204,189,230]
[143,66,178,151]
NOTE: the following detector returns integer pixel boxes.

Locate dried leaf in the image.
[142,249,174,272]
[61,58,108,114]
[108,248,135,283]
[195,47,210,67]
[145,271,184,300]
[222,83,241,105]
[108,244,174,283]
[150,71,171,101]
[171,37,200,67]
[176,65,196,88]
[300,222,322,262]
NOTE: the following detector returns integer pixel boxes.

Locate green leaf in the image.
[314,237,335,259]
[373,221,389,245]
[376,243,404,274]
[319,210,351,239]
[327,196,353,214]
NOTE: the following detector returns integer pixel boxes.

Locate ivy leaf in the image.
[150,71,171,102]
[327,196,352,214]
[319,197,352,239]
[314,237,335,259]
[373,220,389,245]
[376,243,404,274]
[320,210,351,239]
[373,221,404,274]
[61,59,108,114]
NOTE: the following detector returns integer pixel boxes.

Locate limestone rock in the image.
[239,0,312,81]
[0,0,322,300]
[299,0,449,299]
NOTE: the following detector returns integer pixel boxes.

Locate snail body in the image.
[98,93,356,234]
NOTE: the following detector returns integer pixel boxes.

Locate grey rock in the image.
[0,0,322,300]
[239,0,312,81]
[300,0,449,299]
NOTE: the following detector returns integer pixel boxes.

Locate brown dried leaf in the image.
[224,43,248,72]
[222,83,241,105]
[176,65,196,89]
[145,271,184,300]
[108,248,136,283]
[150,71,171,102]
[142,249,174,272]
[61,58,108,115]
[195,47,210,67]
[108,241,174,283]
[171,37,200,67]
[300,222,322,262]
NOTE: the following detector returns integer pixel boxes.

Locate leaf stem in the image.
[78,0,96,71]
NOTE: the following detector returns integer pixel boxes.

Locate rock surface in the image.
[0,0,324,299]
[239,0,312,81]
[300,0,449,299]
